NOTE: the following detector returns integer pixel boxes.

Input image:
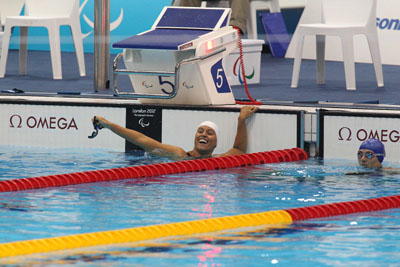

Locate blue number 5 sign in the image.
[211,60,231,93]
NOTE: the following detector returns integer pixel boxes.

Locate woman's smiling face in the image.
[194,126,217,155]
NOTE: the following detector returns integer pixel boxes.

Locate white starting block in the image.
[112,7,239,105]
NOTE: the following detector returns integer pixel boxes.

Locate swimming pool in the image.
[0,145,399,266]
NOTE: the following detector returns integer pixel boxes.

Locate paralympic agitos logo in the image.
[233,56,255,84]
[9,114,78,130]
[338,127,400,143]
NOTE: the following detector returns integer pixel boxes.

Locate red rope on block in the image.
[285,195,400,221]
[232,26,262,106]
[0,148,308,193]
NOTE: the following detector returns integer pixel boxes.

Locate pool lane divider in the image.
[0,148,308,193]
[1,195,399,258]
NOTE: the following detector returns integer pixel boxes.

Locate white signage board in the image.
[0,104,126,151]
[320,110,400,163]
[286,0,400,65]
[162,108,301,154]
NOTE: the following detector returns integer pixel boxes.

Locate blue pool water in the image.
[0,145,399,266]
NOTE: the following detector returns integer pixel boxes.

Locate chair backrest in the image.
[25,0,78,17]
[322,0,376,26]
[0,0,25,26]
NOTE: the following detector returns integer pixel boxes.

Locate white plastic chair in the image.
[0,0,85,79]
[0,0,25,28]
[291,0,384,90]
[0,0,25,52]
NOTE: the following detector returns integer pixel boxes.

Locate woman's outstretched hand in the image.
[239,106,259,121]
[92,116,111,129]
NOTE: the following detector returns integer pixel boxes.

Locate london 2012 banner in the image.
[286,0,400,65]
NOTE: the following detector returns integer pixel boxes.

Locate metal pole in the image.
[94,0,110,91]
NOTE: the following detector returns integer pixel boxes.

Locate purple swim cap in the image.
[359,138,386,163]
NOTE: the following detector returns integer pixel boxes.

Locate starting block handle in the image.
[113,47,226,99]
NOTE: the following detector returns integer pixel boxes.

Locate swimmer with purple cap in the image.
[92,106,258,159]
[357,138,386,169]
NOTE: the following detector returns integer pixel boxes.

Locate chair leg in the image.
[70,23,86,77]
[0,25,12,78]
[47,24,62,79]
[340,34,356,90]
[19,26,28,75]
[366,32,384,87]
[316,35,325,84]
[291,32,305,88]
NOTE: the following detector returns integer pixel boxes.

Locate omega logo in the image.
[9,114,78,130]
[9,115,23,128]
[338,127,400,143]
[338,127,352,141]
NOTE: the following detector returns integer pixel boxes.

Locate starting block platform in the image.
[112,7,239,105]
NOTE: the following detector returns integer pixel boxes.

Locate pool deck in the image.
[0,49,399,113]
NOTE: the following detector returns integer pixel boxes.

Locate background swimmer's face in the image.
[357,149,382,169]
[194,126,217,154]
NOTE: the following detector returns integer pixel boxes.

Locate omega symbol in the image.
[338,127,352,141]
[9,115,22,128]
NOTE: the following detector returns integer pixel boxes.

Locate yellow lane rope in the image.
[0,210,292,258]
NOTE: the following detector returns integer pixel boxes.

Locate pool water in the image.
[0,145,399,266]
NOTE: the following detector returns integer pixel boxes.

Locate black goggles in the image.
[88,116,103,139]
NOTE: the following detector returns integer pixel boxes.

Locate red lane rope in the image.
[0,148,308,193]
[233,26,262,106]
[285,195,400,221]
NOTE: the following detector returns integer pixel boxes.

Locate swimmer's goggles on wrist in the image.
[88,116,104,139]
[357,151,384,159]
